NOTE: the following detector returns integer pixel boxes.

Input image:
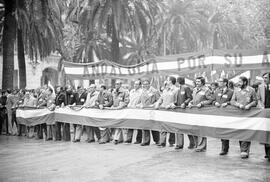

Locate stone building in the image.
[0,53,61,89]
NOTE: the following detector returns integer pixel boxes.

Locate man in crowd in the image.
[54,86,67,141]
[188,76,213,152]
[43,88,56,140]
[174,77,192,150]
[155,77,178,147]
[257,72,270,161]
[83,84,100,143]
[126,80,143,144]
[0,90,7,135]
[64,85,76,141]
[73,86,87,142]
[6,89,17,135]
[230,76,257,159]
[137,79,160,146]
[111,80,130,144]
[213,78,234,155]
[95,84,113,144]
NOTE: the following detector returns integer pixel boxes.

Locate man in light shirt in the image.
[83,84,100,143]
[155,76,178,147]
[124,80,143,144]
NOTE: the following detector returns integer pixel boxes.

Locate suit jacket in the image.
[257,83,266,108]
[213,87,234,105]
[75,92,87,105]
[6,94,17,110]
[55,92,67,106]
[175,85,192,106]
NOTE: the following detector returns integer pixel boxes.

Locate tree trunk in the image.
[111,20,120,63]
[2,0,16,89]
[213,28,219,49]
[17,28,26,89]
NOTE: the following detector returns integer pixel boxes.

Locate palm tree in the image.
[2,0,16,89]
[157,0,209,55]
[15,0,64,88]
[68,0,162,64]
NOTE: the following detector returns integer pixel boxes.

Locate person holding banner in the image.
[188,76,213,152]
[230,76,257,159]
[126,80,143,144]
[213,78,234,155]
[174,77,193,150]
[257,72,270,161]
[95,84,113,144]
[45,88,56,140]
[137,79,160,146]
[73,86,87,142]
[54,86,67,141]
[84,84,100,143]
[64,85,76,141]
[111,80,130,145]
[155,77,178,147]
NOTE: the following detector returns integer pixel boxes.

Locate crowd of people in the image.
[0,72,269,161]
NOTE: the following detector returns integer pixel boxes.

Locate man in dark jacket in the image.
[73,86,87,142]
[55,86,67,141]
[213,78,234,155]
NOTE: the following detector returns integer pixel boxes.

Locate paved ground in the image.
[0,134,270,182]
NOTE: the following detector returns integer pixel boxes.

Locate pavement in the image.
[0,134,270,182]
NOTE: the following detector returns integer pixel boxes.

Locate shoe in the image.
[240,152,249,159]
[140,143,149,146]
[195,147,206,152]
[73,139,80,143]
[219,151,228,155]
[169,144,174,147]
[157,143,166,147]
[99,141,107,144]
[113,140,118,145]
[134,141,141,144]
[188,145,195,149]
[175,145,183,150]
[87,140,95,143]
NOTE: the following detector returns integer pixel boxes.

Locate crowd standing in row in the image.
[0,72,270,161]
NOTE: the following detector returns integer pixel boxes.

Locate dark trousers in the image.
[265,144,270,157]
[35,124,47,139]
[11,109,17,128]
[239,141,251,153]
[159,132,175,145]
[62,123,71,141]
[221,139,229,152]
[188,135,198,148]
[142,130,160,145]
[152,130,160,144]
[0,110,5,134]
[54,122,62,141]
[136,129,142,143]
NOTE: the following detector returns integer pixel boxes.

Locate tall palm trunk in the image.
[111,20,120,63]
[2,0,16,89]
[17,28,26,89]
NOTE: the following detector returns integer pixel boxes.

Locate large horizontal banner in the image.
[63,49,270,79]
[16,106,270,144]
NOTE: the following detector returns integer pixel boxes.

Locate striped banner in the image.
[16,106,270,144]
[63,49,270,79]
